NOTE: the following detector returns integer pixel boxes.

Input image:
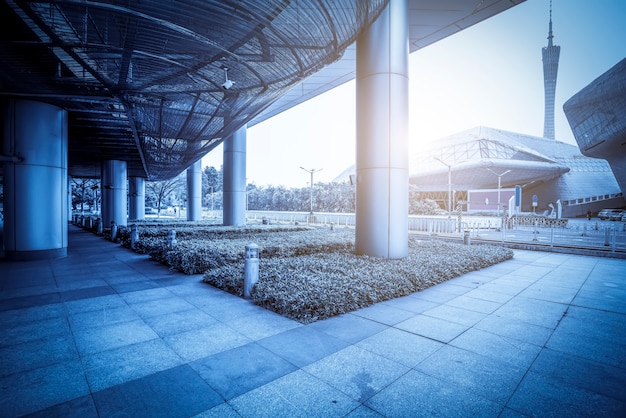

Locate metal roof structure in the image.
[1,0,523,181]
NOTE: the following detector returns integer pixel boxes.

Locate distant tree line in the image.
[70,165,439,215]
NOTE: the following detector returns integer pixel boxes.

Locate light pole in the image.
[434,157,452,219]
[486,168,511,217]
[300,167,322,215]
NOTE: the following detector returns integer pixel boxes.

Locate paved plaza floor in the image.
[1,226,625,417]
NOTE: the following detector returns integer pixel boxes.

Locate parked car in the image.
[609,210,625,221]
[598,209,623,220]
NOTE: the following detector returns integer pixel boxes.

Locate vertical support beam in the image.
[223,125,247,226]
[186,160,202,221]
[101,160,127,227]
[355,0,409,258]
[1,99,68,260]
[128,177,145,220]
[68,175,73,222]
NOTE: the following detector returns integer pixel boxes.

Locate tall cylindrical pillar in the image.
[101,160,127,227]
[355,0,409,258]
[1,99,68,260]
[186,160,202,221]
[128,176,145,220]
[223,125,247,226]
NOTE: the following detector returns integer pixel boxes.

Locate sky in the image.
[203,0,626,188]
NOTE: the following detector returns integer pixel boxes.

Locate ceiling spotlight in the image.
[221,67,234,90]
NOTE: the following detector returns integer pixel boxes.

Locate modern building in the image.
[563,57,626,196]
[408,126,623,218]
[0,0,524,260]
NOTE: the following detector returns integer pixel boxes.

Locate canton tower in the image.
[542,1,560,140]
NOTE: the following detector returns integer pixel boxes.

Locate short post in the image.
[80,215,85,227]
[96,218,103,235]
[86,216,93,229]
[110,220,118,242]
[244,243,259,299]
[130,224,139,250]
[463,230,470,245]
[166,229,177,248]
[604,227,610,246]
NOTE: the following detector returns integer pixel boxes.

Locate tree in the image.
[146,177,181,218]
[202,165,221,208]
[71,178,99,213]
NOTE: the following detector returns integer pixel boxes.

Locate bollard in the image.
[96,218,103,235]
[166,229,177,248]
[244,243,259,299]
[130,224,139,250]
[86,216,93,229]
[80,215,85,227]
[463,230,471,245]
[604,227,610,246]
[110,221,118,242]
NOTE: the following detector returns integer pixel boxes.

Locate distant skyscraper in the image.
[542,2,560,140]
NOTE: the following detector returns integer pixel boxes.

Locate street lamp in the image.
[300,167,322,215]
[486,168,511,217]
[434,157,453,219]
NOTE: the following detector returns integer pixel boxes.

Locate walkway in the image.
[1,226,625,417]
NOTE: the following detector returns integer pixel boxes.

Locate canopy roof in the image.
[0,0,523,180]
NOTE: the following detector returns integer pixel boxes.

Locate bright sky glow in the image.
[203,0,626,188]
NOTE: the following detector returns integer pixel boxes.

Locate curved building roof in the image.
[0,0,523,181]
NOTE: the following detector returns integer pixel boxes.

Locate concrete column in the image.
[1,99,68,260]
[128,177,145,220]
[223,125,247,226]
[355,0,409,258]
[101,160,127,227]
[186,160,202,221]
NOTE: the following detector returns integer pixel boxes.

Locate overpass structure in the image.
[0,0,523,260]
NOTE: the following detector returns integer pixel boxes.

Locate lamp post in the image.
[486,168,511,217]
[434,157,452,219]
[300,167,322,215]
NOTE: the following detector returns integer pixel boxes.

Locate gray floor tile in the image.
[530,348,626,403]
[229,369,360,418]
[507,370,626,417]
[365,369,503,418]
[352,303,417,325]
[119,287,176,303]
[190,342,297,400]
[395,314,469,343]
[192,402,243,418]
[143,308,219,337]
[64,294,128,315]
[303,345,410,402]
[449,327,542,369]
[474,314,553,346]
[0,360,90,417]
[446,294,503,314]
[546,326,626,368]
[0,333,78,377]
[494,296,567,329]
[163,322,251,361]
[82,338,184,392]
[92,365,222,418]
[356,327,443,368]
[226,310,301,340]
[258,326,349,368]
[519,282,580,304]
[22,394,98,418]
[344,405,385,417]
[380,294,440,313]
[415,345,526,405]
[0,315,70,347]
[128,295,196,318]
[307,313,388,344]
[72,318,159,356]
[68,303,141,332]
[422,303,487,326]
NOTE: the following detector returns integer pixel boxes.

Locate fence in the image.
[242,210,626,253]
